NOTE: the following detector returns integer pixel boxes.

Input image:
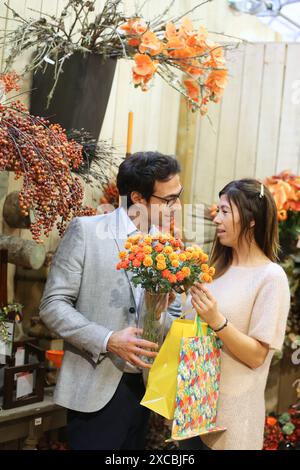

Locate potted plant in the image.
[0,303,23,348]
[3,0,229,138]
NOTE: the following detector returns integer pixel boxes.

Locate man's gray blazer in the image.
[39,209,181,412]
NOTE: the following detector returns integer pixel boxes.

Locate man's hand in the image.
[107,327,158,369]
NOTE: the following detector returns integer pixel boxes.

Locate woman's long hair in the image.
[210,179,279,279]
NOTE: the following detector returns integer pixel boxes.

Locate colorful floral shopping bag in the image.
[171,318,226,441]
[141,312,207,420]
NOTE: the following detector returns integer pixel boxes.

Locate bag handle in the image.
[179,307,194,320]
[179,308,206,338]
[195,315,205,338]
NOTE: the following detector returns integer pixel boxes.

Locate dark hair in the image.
[117,151,181,207]
[210,178,279,279]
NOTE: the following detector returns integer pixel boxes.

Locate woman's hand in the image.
[190,282,225,330]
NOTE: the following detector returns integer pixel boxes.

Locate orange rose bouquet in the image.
[116,232,215,353]
[116,232,215,294]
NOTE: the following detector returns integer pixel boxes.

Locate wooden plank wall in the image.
[192,42,300,206]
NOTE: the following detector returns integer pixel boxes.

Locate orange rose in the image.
[143,245,152,254]
[157,262,167,271]
[181,267,191,277]
[201,264,210,273]
[136,252,145,262]
[209,267,216,277]
[162,269,171,279]
[143,256,153,267]
[155,243,164,253]
[132,259,141,268]
[200,273,212,283]
[176,272,185,282]
[169,274,177,284]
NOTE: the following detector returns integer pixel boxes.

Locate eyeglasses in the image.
[151,187,184,207]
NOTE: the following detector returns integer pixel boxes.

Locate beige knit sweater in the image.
[186,262,290,450]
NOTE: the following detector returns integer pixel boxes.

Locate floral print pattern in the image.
[171,331,225,440]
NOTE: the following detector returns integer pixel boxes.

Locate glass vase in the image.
[138,291,169,364]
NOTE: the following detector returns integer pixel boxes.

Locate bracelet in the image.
[212,317,228,333]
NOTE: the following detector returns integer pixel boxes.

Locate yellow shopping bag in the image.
[140,310,207,420]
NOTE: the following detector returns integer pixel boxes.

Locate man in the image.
[39,151,183,450]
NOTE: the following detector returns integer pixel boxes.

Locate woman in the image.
[183,179,290,450]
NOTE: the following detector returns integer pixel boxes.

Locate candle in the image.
[126,111,133,157]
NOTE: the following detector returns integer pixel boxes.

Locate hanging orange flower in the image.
[183,78,200,103]
[132,53,158,90]
[139,31,164,56]
[121,15,228,115]
[120,18,147,36]
[165,22,177,40]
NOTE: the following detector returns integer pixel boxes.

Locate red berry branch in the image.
[0,73,96,243]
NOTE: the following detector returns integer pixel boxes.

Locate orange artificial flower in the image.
[197,25,209,43]
[178,18,194,39]
[166,36,193,59]
[165,22,177,40]
[139,31,164,56]
[132,54,158,90]
[121,18,147,36]
[128,38,140,47]
[205,69,228,97]
[183,78,200,103]
[183,59,204,79]
[278,210,288,222]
